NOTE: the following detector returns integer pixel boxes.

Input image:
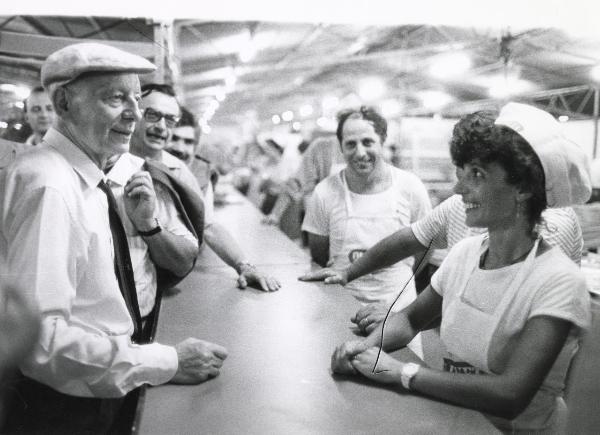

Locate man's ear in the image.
[52,87,69,116]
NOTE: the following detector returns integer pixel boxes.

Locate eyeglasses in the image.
[171,134,195,146]
[143,108,180,128]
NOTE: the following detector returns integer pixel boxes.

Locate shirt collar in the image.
[45,128,104,189]
[105,153,145,186]
[160,149,184,171]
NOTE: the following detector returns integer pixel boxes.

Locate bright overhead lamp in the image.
[299,104,313,117]
[14,123,22,130]
[13,101,24,109]
[419,90,453,110]
[281,110,294,122]
[558,115,569,122]
[215,91,226,102]
[429,53,472,79]
[292,121,301,131]
[0,121,8,129]
[591,65,600,81]
[358,77,386,101]
[272,114,281,125]
[0,84,16,92]
[487,75,532,99]
[322,95,339,111]
[381,99,402,117]
[14,86,31,100]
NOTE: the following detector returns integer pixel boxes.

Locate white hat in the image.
[41,42,156,90]
[495,102,591,207]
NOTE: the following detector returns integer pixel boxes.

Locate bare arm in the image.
[307,232,330,267]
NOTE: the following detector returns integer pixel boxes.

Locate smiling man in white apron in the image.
[302,106,431,357]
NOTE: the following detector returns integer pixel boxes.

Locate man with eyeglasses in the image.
[1,44,228,433]
[130,84,281,292]
[23,86,54,146]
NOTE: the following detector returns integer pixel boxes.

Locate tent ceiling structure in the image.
[1,16,600,131]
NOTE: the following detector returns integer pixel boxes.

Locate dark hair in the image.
[336,106,387,145]
[177,106,196,128]
[450,110,546,224]
[23,86,46,113]
[141,83,176,98]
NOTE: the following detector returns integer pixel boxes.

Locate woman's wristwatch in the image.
[400,363,420,390]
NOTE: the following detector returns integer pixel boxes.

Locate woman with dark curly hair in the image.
[331,103,592,434]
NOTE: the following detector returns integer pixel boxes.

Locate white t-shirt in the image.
[303,167,431,261]
[412,194,583,265]
[431,236,591,432]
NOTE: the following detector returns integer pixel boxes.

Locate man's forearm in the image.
[145,230,198,277]
[203,222,247,271]
[347,227,426,282]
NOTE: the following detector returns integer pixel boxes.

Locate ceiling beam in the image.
[0,30,156,59]
[0,16,16,30]
[20,16,54,36]
[78,19,127,39]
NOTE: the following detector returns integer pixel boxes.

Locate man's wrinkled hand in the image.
[123,171,158,230]
[237,265,281,292]
[171,338,228,384]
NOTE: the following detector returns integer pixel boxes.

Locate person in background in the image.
[166,106,219,196]
[301,106,431,357]
[0,137,25,170]
[0,43,227,433]
[302,111,584,336]
[130,85,280,292]
[331,103,592,434]
[23,86,54,146]
[262,135,344,227]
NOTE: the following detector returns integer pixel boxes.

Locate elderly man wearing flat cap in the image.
[0,43,227,433]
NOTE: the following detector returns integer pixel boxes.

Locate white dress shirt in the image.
[0,128,178,398]
[106,153,197,317]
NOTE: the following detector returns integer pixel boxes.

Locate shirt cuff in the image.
[135,343,179,386]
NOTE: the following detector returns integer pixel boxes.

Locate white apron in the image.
[332,169,421,356]
[440,236,567,433]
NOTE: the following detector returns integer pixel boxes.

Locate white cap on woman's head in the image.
[495,102,591,207]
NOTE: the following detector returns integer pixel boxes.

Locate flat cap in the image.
[41,42,156,89]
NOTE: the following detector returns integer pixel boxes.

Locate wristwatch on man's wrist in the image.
[138,217,162,237]
[400,363,420,390]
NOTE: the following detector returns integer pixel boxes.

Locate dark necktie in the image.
[98,180,143,343]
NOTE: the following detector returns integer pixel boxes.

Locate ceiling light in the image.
[0,84,16,92]
[591,65,600,81]
[322,95,340,111]
[358,77,386,101]
[419,90,453,110]
[292,121,301,131]
[14,123,22,130]
[239,44,257,63]
[487,75,533,98]
[299,104,314,117]
[429,53,472,79]
[381,99,402,117]
[281,110,294,122]
[0,121,7,129]
[14,86,30,100]
[215,91,226,102]
[272,114,281,125]
[13,101,24,109]
[558,115,569,122]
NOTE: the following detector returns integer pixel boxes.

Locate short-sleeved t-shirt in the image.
[302,166,431,262]
[412,194,583,265]
[431,236,591,431]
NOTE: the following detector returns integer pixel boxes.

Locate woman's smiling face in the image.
[454,159,522,230]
